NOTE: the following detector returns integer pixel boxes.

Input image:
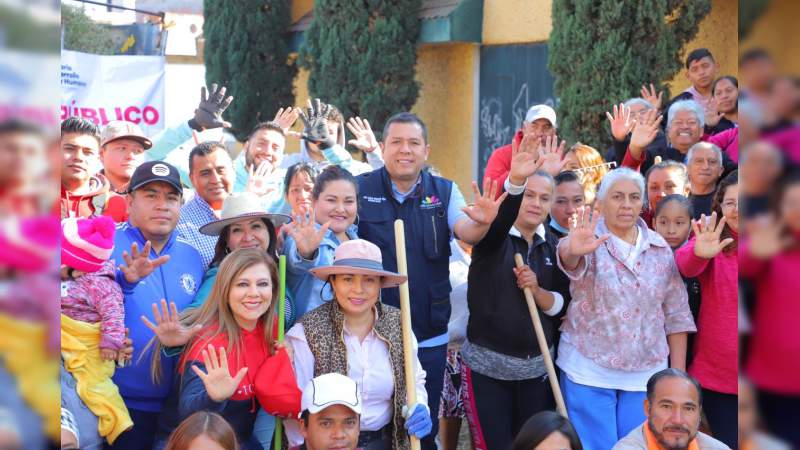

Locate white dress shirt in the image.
[284,307,428,446]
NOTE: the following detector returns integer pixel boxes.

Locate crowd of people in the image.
[44,45,798,450]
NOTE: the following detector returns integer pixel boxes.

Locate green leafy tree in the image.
[203,0,296,141]
[548,0,711,149]
[61,4,117,55]
[299,0,422,140]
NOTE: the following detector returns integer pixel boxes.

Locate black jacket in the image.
[466,190,571,359]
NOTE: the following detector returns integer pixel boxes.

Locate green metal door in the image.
[478,43,556,180]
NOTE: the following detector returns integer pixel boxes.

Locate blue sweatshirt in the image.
[111,222,204,412]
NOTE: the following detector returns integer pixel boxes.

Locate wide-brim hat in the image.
[309,239,407,288]
[199,192,291,236]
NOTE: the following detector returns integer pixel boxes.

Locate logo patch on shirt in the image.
[544,257,553,266]
[363,195,386,204]
[420,195,442,209]
[180,273,197,295]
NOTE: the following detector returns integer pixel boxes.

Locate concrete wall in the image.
[412,43,479,195]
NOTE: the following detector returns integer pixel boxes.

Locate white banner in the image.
[61,50,166,135]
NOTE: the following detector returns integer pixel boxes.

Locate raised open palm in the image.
[606,103,633,141]
[509,137,544,184]
[629,108,662,158]
[273,106,300,135]
[346,117,380,153]
[141,299,202,348]
[191,345,248,402]
[567,206,609,257]
[119,241,170,284]
[746,215,792,259]
[640,83,664,110]
[537,135,568,176]
[286,209,330,259]
[246,162,276,197]
[461,178,507,225]
[691,212,735,259]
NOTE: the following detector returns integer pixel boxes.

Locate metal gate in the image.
[478,43,556,180]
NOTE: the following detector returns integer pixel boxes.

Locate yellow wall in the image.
[412,43,478,195]
[740,0,800,75]
[483,0,553,44]
[667,0,739,94]
[290,0,313,23]
[482,0,551,44]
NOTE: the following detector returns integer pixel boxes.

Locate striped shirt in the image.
[176,195,219,271]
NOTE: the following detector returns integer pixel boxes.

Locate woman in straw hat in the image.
[191,192,290,313]
[285,239,432,450]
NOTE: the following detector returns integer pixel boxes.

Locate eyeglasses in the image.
[721,200,738,210]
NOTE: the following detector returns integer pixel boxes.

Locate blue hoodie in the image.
[111,222,204,412]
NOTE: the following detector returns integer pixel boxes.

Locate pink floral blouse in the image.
[556,218,696,371]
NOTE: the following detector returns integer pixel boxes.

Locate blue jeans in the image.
[252,409,276,450]
[560,372,646,450]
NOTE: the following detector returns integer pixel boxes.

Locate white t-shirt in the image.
[447,240,471,346]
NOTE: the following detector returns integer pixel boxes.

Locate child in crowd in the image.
[653,195,702,364]
[60,215,132,444]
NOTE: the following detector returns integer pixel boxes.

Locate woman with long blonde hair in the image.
[149,248,297,450]
[563,143,609,205]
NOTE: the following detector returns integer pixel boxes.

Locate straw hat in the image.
[309,239,407,288]
[199,192,291,236]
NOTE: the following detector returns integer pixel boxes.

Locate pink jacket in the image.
[708,128,739,163]
[556,218,696,371]
[675,237,738,394]
[60,260,125,350]
[740,239,800,394]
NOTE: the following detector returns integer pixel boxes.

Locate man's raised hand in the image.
[118,241,170,284]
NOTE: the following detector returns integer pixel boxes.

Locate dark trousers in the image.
[418,344,447,450]
[471,371,555,450]
[104,409,159,450]
[702,388,738,450]
[758,389,800,449]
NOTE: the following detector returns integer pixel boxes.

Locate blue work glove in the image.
[402,403,432,438]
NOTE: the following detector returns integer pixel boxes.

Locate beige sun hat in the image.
[199,192,291,236]
[309,239,407,288]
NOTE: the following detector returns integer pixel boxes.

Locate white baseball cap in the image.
[301,373,362,415]
[524,104,557,128]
